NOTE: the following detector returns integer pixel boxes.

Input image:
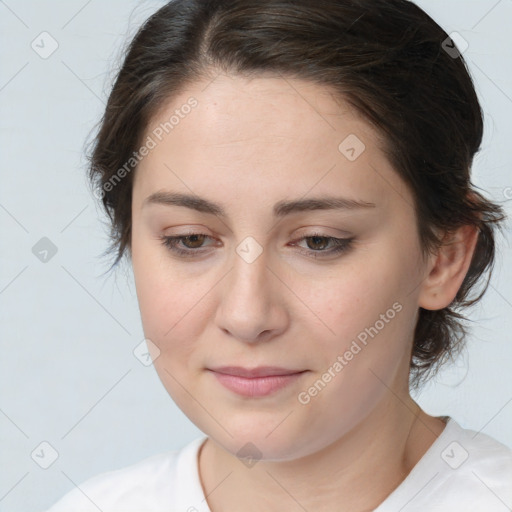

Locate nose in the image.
[214,246,288,343]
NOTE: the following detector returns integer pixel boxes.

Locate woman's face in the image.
[130,74,430,460]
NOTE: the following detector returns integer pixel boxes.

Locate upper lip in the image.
[209,366,306,378]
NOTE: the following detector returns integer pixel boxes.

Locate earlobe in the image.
[418,224,479,311]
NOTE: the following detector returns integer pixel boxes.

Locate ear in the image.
[418,224,479,310]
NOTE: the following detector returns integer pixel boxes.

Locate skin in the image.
[129,73,478,511]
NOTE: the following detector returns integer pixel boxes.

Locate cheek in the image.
[132,251,211,411]
[291,246,418,400]
[293,273,414,446]
[136,276,211,362]
[297,254,411,347]
[131,239,209,351]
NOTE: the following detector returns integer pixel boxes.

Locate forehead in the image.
[134,74,412,215]
[148,73,380,148]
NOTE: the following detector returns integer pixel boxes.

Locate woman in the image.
[45,0,512,510]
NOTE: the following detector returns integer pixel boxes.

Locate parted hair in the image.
[87,0,506,389]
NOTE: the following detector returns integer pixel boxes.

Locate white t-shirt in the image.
[44,417,512,512]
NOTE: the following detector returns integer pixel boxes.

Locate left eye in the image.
[291,234,354,258]
[159,233,354,259]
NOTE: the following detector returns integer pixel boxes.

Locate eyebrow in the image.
[143,191,376,217]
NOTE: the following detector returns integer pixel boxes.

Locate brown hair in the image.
[87,0,506,389]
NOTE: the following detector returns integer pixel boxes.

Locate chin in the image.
[203,414,316,463]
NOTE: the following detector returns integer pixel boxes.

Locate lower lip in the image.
[209,371,306,397]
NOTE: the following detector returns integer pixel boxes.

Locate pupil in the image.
[185,235,204,248]
[308,236,327,250]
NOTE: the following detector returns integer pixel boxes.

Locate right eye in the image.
[159,233,215,257]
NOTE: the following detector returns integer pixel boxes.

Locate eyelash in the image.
[159,232,354,259]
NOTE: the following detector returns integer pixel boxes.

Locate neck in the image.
[198,395,446,512]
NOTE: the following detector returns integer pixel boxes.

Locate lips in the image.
[209,366,305,378]
[207,366,308,397]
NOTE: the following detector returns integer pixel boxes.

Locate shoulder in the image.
[377,417,512,512]
[446,418,512,467]
[44,437,206,512]
[440,420,512,487]
[425,418,512,509]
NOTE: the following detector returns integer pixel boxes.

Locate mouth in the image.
[207,366,308,397]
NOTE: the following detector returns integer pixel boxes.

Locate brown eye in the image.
[160,232,354,260]
[291,233,355,259]
[305,236,330,251]
[160,233,215,257]
[180,234,208,249]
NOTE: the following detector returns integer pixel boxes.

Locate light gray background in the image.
[0,1,511,511]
